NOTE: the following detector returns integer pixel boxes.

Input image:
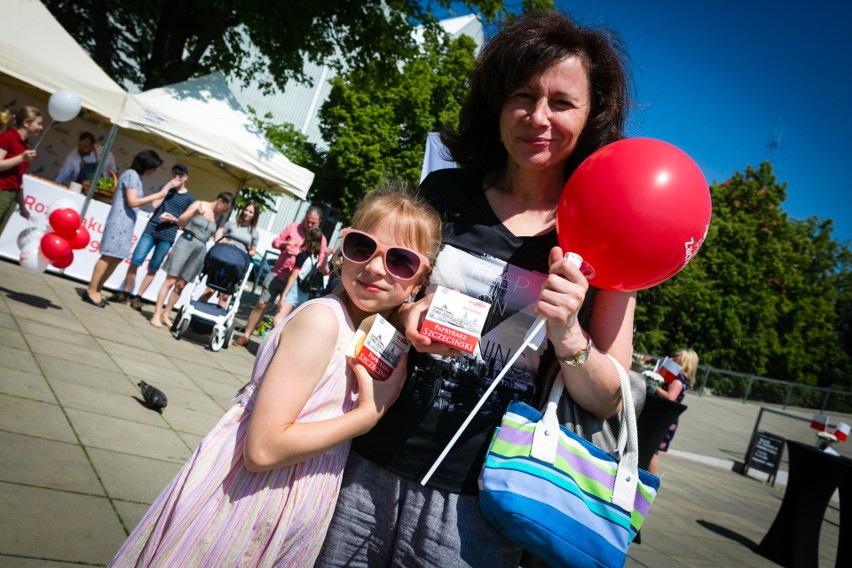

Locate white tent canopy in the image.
[0,0,313,199]
[0,0,127,121]
[118,73,313,199]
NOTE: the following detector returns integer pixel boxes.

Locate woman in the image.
[197,201,260,308]
[271,227,330,327]
[649,348,697,473]
[83,150,166,307]
[149,192,234,328]
[0,107,42,236]
[317,11,635,568]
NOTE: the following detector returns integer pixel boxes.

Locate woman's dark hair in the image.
[442,10,632,180]
[239,201,260,231]
[304,227,323,256]
[217,192,235,207]
[130,150,163,174]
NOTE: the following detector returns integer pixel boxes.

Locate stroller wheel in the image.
[209,326,226,352]
[170,307,185,332]
[223,320,237,349]
[173,311,190,340]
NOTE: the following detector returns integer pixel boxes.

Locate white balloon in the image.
[47,198,78,217]
[17,226,46,250]
[19,241,50,274]
[47,89,81,122]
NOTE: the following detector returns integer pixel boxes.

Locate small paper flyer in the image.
[420,286,491,354]
[347,314,410,381]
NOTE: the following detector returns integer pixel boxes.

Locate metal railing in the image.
[634,353,852,413]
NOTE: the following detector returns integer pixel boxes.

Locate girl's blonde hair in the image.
[1,106,42,131]
[348,181,443,284]
[676,349,699,382]
[0,109,13,131]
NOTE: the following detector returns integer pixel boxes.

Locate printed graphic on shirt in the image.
[405,244,547,418]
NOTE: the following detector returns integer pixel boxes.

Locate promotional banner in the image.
[0,175,192,304]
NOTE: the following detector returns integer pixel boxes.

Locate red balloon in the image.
[40,232,72,262]
[557,138,712,291]
[52,251,74,269]
[49,208,82,239]
[69,226,91,250]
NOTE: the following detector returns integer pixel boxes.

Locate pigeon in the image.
[138,381,168,413]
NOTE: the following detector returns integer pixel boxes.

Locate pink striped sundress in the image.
[110,296,357,567]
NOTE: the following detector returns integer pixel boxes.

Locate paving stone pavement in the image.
[0,259,844,567]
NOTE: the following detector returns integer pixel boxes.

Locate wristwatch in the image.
[557,335,593,367]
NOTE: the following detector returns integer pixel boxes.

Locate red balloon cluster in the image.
[23,200,90,273]
[557,138,712,292]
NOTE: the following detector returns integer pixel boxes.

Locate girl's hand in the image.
[397,293,462,357]
[537,246,589,355]
[159,212,178,224]
[21,150,36,161]
[351,353,408,422]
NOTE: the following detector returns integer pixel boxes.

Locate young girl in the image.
[272,226,329,326]
[110,182,442,566]
[648,348,697,474]
[0,107,43,236]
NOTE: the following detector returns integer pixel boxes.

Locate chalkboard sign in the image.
[747,431,785,481]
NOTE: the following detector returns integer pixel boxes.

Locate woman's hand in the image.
[351,353,408,423]
[159,212,179,224]
[21,149,36,161]
[537,246,590,358]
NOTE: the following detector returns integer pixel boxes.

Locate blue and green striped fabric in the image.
[479,401,660,568]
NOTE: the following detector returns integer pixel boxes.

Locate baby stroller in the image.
[170,241,253,351]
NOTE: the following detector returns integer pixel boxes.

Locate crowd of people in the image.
[5,9,698,567]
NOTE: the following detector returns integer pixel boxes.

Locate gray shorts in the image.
[259,271,287,304]
[315,452,522,568]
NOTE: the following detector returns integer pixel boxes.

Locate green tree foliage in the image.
[314,30,477,219]
[42,0,520,91]
[634,162,852,393]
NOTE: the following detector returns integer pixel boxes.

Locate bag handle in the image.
[531,353,639,510]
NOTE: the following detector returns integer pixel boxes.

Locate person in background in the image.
[82,150,166,307]
[54,131,117,187]
[233,206,327,347]
[109,163,195,309]
[648,348,697,474]
[0,107,42,236]
[197,201,261,308]
[317,11,635,567]
[149,192,234,328]
[109,183,442,566]
[272,228,331,327]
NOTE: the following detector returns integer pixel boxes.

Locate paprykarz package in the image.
[347,314,410,381]
[419,286,491,354]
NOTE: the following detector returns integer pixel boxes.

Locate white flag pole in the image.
[420,253,582,486]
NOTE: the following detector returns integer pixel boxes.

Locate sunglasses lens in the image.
[386,248,421,280]
[343,231,377,263]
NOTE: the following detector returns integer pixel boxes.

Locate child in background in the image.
[272,227,329,327]
[648,348,698,474]
[109,182,442,566]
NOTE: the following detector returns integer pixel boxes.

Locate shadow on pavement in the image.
[696,520,758,550]
[0,286,62,310]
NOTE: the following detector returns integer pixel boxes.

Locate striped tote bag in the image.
[479,354,660,568]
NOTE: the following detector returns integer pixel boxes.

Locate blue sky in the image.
[444,1,852,244]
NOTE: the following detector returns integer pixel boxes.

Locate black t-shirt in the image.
[352,168,560,494]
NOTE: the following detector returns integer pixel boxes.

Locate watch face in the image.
[576,350,589,365]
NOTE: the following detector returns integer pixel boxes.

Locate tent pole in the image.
[80,124,119,219]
